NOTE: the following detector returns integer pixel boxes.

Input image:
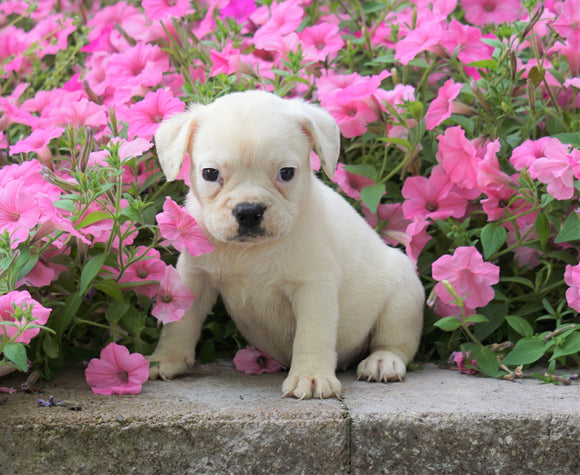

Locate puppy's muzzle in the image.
[232,202,267,239]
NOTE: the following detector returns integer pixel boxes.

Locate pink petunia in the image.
[394,18,444,65]
[0,291,52,344]
[0,181,41,246]
[405,217,432,265]
[450,351,478,375]
[157,197,215,257]
[510,137,560,175]
[531,140,576,200]
[441,19,494,66]
[142,0,192,21]
[298,23,344,63]
[9,126,64,162]
[332,163,374,200]
[432,247,500,309]
[118,247,167,298]
[460,0,522,26]
[220,0,258,23]
[152,266,195,324]
[233,347,286,375]
[118,88,185,140]
[364,202,411,248]
[85,342,149,395]
[564,263,580,312]
[425,79,464,130]
[48,98,108,129]
[436,126,481,191]
[401,167,468,221]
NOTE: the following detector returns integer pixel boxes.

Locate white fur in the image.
[149,91,424,399]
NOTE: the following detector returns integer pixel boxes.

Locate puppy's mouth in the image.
[229,227,270,243]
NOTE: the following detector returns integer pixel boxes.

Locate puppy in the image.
[148,90,424,399]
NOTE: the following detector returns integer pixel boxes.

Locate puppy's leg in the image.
[357,253,424,383]
[148,259,218,381]
[282,283,342,399]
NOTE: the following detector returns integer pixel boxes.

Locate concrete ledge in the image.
[1,362,579,474]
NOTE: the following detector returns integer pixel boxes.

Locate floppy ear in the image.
[154,105,202,181]
[290,100,341,179]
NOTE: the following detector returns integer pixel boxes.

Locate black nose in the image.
[232,202,266,229]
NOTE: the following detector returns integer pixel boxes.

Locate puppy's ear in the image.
[154,106,201,181]
[291,101,341,179]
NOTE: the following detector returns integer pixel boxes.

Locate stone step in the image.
[1,362,579,474]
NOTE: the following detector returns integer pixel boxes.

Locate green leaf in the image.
[501,338,546,366]
[94,279,124,303]
[475,347,499,378]
[534,212,550,249]
[433,316,462,332]
[555,212,580,243]
[54,199,76,212]
[54,292,82,338]
[3,342,28,371]
[80,253,107,295]
[465,314,489,324]
[550,332,580,360]
[75,211,111,230]
[467,59,497,69]
[343,164,377,180]
[105,298,130,325]
[506,315,534,338]
[360,184,385,215]
[480,222,507,258]
[552,133,580,147]
[42,334,60,359]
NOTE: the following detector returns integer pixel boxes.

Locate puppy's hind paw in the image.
[357,351,407,383]
[147,353,194,381]
[282,373,342,400]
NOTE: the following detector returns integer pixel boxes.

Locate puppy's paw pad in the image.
[282,374,342,400]
[357,351,407,383]
[147,354,194,381]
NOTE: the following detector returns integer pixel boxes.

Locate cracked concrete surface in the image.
[1,362,579,474]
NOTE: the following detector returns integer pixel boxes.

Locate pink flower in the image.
[436,126,481,191]
[233,347,286,375]
[142,0,192,21]
[402,167,468,221]
[298,23,344,63]
[48,98,108,129]
[510,137,559,175]
[450,351,478,375]
[152,266,195,324]
[317,70,390,138]
[221,0,258,23]
[119,247,167,298]
[552,0,580,38]
[252,0,304,51]
[460,0,522,26]
[0,291,51,344]
[425,79,464,130]
[441,19,494,67]
[157,197,215,257]
[332,163,374,200]
[531,140,576,200]
[564,263,580,312]
[118,88,185,140]
[0,181,41,246]
[432,247,500,309]
[364,202,411,248]
[85,342,149,395]
[9,126,64,162]
[394,18,444,65]
[405,217,432,265]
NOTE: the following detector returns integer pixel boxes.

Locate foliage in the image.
[0,0,579,382]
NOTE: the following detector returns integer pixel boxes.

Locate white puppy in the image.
[148,90,424,399]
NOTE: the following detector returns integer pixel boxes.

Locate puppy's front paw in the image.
[282,373,342,400]
[147,353,195,381]
[357,351,407,383]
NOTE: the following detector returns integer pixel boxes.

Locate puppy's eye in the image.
[278,167,295,182]
[202,168,220,182]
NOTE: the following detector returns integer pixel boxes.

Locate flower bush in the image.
[1,0,579,390]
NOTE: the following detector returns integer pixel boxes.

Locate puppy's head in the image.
[155,91,340,244]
